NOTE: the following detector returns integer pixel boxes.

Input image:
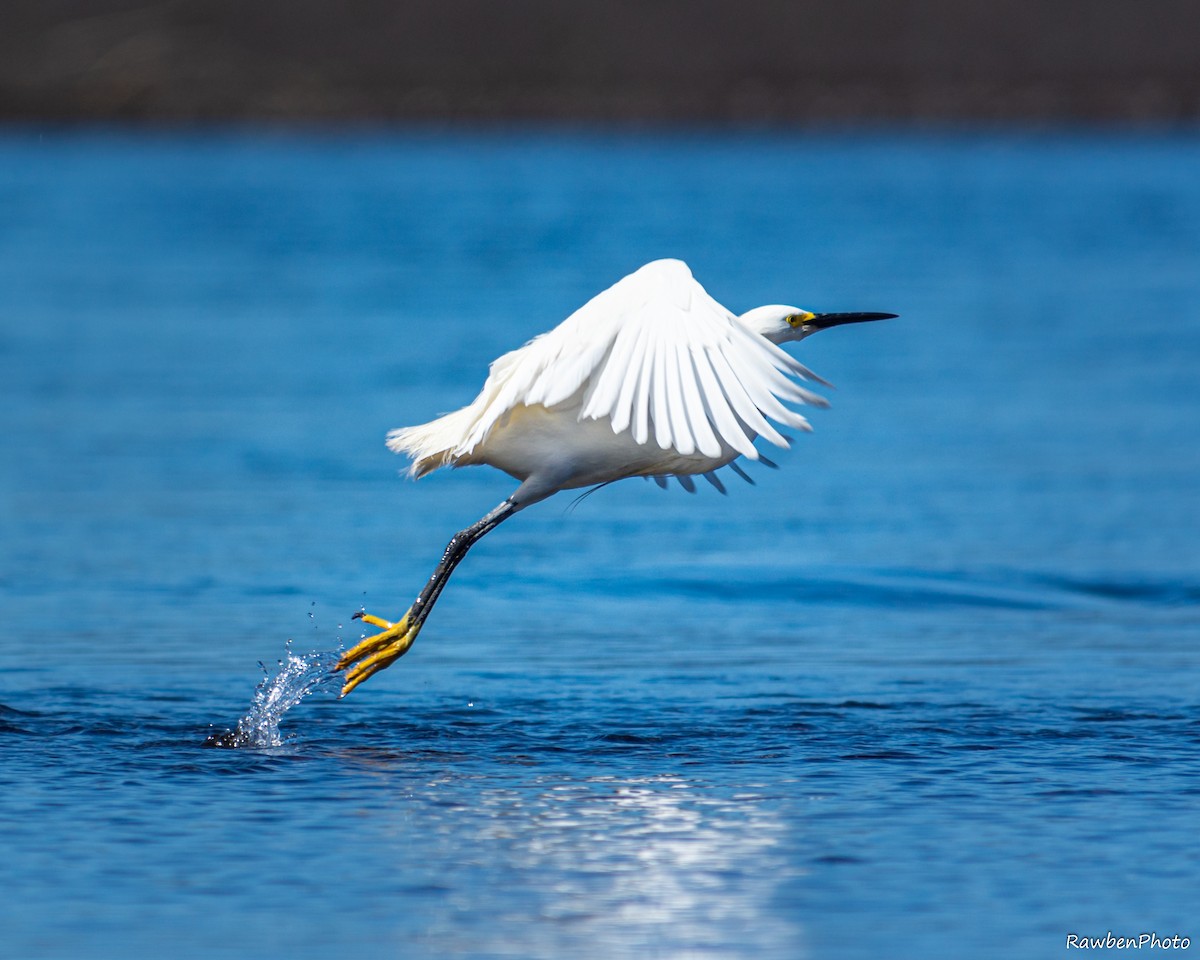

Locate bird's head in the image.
[739,305,898,345]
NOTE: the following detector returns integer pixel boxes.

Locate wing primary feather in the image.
[676,341,722,458]
[676,474,697,493]
[786,357,834,389]
[575,341,620,415]
[770,377,831,409]
[595,324,640,432]
[767,372,830,410]
[728,461,756,485]
[744,330,834,388]
[653,475,669,489]
[583,321,639,424]
[632,321,657,445]
[705,345,790,448]
[724,335,824,428]
[692,346,758,459]
[661,313,695,455]
[733,327,832,405]
[702,471,727,494]
[608,322,649,433]
[650,320,674,450]
[759,454,779,470]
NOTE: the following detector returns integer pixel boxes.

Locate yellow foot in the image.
[336,608,422,697]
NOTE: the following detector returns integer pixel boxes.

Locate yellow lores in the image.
[336,259,895,696]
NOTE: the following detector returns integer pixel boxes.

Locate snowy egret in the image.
[337,259,895,695]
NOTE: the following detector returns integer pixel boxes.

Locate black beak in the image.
[807,311,898,329]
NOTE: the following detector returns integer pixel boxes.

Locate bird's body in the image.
[336,259,895,695]
[456,401,730,490]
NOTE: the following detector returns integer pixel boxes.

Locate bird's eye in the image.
[786,314,804,327]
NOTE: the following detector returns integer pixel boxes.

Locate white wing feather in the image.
[388,259,828,476]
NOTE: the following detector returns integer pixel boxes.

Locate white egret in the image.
[337,259,895,695]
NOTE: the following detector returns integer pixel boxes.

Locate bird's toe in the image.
[352,610,394,630]
[336,611,422,696]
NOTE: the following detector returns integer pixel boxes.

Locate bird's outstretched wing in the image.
[391,259,828,474]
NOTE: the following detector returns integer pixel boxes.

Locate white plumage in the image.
[387,258,832,505]
[336,258,895,695]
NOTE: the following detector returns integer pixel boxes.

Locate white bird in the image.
[337,259,895,695]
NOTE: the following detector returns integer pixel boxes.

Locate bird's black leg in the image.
[337,499,517,695]
[395,499,515,635]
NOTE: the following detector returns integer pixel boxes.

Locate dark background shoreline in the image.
[3,0,1198,125]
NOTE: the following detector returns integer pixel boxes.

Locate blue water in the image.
[1,129,1198,959]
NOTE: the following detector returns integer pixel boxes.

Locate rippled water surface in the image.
[2,130,1198,959]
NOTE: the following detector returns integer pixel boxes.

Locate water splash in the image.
[206,642,342,748]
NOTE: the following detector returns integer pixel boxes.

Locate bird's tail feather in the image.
[386,408,479,478]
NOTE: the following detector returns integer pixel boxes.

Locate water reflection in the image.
[342,767,804,959]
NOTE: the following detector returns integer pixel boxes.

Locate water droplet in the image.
[207,640,341,749]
